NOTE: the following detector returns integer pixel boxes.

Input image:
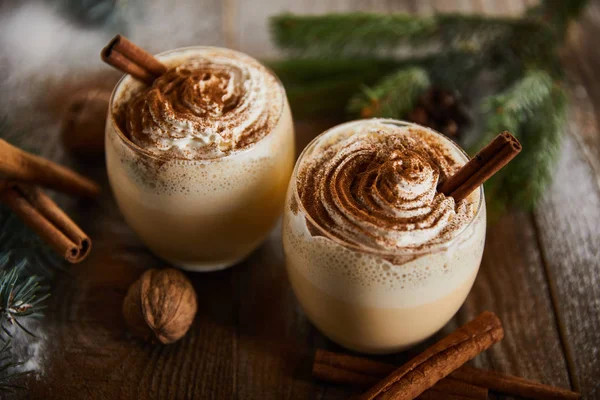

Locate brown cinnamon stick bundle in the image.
[1,185,91,263]
[439,131,521,202]
[101,35,167,84]
[359,311,504,400]
[0,139,100,198]
[313,348,580,399]
[313,350,487,399]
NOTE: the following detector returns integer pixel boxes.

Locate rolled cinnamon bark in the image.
[359,311,504,400]
[313,350,487,399]
[313,349,580,400]
[108,35,167,77]
[438,131,521,202]
[101,35,167,84]
[1,185,91,263]
[0,139,100,198]
[100,48,156,85]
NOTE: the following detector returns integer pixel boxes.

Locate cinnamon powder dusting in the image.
[295,121,478,252]
[116,49,283,160]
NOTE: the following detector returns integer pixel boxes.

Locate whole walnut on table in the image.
[123,268,197,344]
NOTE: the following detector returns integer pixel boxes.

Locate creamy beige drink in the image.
[283,119,485,354]
[106,47,294,271]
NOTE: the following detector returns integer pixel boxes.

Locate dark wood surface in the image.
[1,0,599,399]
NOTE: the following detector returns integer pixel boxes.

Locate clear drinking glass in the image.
[282,119,485,354]
[106,47,295,272]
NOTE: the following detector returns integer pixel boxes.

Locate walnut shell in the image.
[61,88,111,157]
[123,268,197,344]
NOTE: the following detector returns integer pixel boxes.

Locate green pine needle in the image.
[271,13,437,57]
[481,70,554,132]
[348,67,430,119]
[0,118,55,392]
[270,12,556,60]
[267,58,411,118]
[527,0,590,38]
[0,254,49,341]
[0,340,31,392]
[266,58,403,84]
[477,70,566,211]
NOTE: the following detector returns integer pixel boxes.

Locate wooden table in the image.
[2,0,599,398]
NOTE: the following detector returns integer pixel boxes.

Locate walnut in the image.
[61,88,111,157]
[122,268,197,344]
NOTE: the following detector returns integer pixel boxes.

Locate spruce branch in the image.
[267,51,488,118]
[284,75,380,118]
[477,70,566,211]
[348,67,430,118]
[266,58,403,84]
[267,58,411,117]
[0,340,31,392]
[270,12,556,60]
[478,70,555,143]
[504,86,566,209]
[527,0,590,38]
[0,254,49,341]
[271,13,436,57]
[435,13,520,50]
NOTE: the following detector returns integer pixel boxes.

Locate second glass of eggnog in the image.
[283,119,485,354]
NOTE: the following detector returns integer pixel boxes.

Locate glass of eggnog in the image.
[106,46,294,271]
[283,119,485,354]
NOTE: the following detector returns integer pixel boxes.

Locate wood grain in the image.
[1,0,599,399]
[563,1,600,182]
[309,212,574,400]
[532,132,600,398]
[453,212,572,388]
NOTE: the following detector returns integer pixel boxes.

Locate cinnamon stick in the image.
[1,185,91,263]
[0,139,100,198]
[101,49,156,85]
[101,35,167,84]
[452,366,581,400]
[439,131,521,202]
[313,349,580,400]
[109,35,167,77]
[359,311,504,400]
[429,379,488,399]
[313,350,487,399]
[418,393,474,400]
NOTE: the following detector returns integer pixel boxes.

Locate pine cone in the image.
[407,88,471,139]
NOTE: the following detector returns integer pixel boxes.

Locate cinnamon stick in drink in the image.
[101,49,156,85]
[438,131,521,202]
[359,311,504,400]
[1,185,91,263]
[0,139,100,198]
[101,35,167,84]
[109,35,167,77]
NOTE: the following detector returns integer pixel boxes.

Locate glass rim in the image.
[291,118,485,257]
[107,45,287,164]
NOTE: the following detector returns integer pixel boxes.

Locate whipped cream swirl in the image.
[296,121,478,251]
[120,50,282,159]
